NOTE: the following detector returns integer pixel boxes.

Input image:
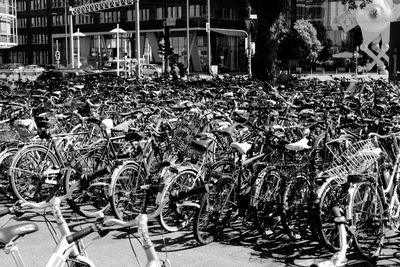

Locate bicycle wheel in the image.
[158,168,198,232]
[313,177,350,251]
[280,172,314,241]
[252,169,283,235]
[9,145,61,202]
[193,177,236,245]
[348,180,385,261]
[0,147,18,199]
[64,164,111,218]
[109,161,147,221]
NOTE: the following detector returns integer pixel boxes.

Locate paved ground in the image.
[1,193,400,267]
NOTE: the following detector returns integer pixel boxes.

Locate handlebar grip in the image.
[0,207,10,217]
[170,184,210,202]
[66,225,97,244]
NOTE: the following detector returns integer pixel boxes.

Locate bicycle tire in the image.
[348,180,385,261]
[193,177,236,245]
[9,144,61,202]
[280,172,314,241]
[158,168,199,232]
[313,177,350,251]
[252,168,282,235]
[0,147,18,199]
[109,161,147,221]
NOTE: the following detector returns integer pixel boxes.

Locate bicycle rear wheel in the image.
[348,180,385,261]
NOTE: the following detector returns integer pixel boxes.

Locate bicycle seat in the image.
[285,137,311,151]
[192,139,213,151]
[230,142,252,155]
[0,223,38,247]
[218,123,238,136]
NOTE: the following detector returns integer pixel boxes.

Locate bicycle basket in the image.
[324,139,380,184]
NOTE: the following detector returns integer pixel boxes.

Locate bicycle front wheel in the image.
[158,168,199,232]
[193,177,236,245]
[280,172,314,241]
[348,180,385,260]
[109,161,147,221]
[313,177,350,251]
[9,145,61,202]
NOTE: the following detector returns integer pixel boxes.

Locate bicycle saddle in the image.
[192,139,213,151]
[0,223,38,247]
[230,142,252,155]
[285,137,311,151]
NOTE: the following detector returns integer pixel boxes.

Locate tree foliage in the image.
[278,19,322,68]
[247,0,290,81]
[341,0,372,9]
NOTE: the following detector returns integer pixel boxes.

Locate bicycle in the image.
[0,181,210,267]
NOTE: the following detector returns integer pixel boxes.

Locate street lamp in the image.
[73,28,86,69]
[110,24,126,77]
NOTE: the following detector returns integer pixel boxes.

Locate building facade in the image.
[5,0,358,72]
[8,0,253,73]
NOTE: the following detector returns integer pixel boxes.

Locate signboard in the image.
[206,22,210,33]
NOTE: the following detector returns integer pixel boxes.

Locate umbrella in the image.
[332,51,355,59]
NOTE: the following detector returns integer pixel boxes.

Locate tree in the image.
[311,21,332,62]
[247,0,290,81]
[246,0,371,81]
[278,19,321,69]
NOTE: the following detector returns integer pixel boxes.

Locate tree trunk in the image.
[248,0,290,81]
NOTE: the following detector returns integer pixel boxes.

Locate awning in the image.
[210,28,248,37]
[332,51,354,59]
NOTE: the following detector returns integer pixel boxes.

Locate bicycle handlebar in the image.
[66,225,98,244]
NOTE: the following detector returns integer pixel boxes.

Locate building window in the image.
[17,18,27,28]
[33,50,48,65]
[31,0,46,10]
[76,14,93,25]
[52,0,65,8]
[100,11,120,23]
[17,0,26,11]
[18,34,27,44]
[52,15,65,26]
[189,5,205,18]
[221,8,238,20]
[32,34,48,44]
[156,7,163,20]
[127,8,150,21]
[31,16,47,27]
[167,6,182,19]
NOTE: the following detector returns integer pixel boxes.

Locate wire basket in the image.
[169,113,204,158]
[324,139,380,184]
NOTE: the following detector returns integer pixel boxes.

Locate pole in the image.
[117,24,120,76]
[248,7,252,78]
[135,0,141,78]
[70,13,74,68]
[77,28,81,68]
[98,35,101,70]
[186,0,190,76]
[64,0,68,66]
[207,0,211,74]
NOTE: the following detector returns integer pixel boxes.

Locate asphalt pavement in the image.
[1,192,400,267]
